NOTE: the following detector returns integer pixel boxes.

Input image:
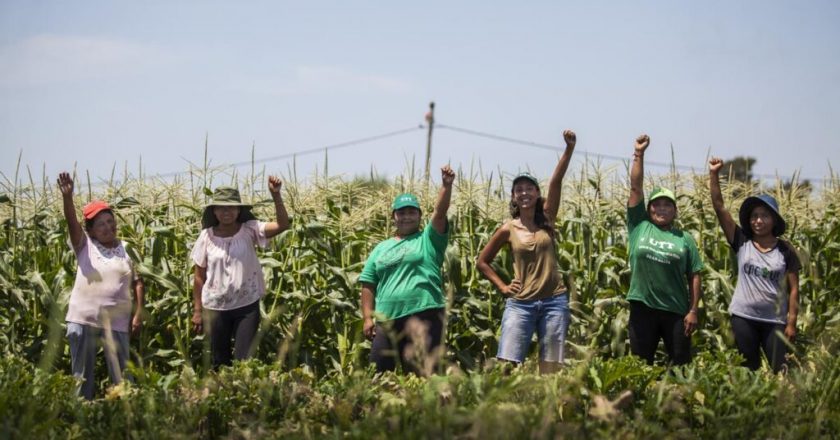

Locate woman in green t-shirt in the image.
[359,165,455,375]
[626,134,704,365]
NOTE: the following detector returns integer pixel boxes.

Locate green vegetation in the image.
[1,161,839,438]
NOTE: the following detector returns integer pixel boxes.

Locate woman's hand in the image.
[563,129,577,148]
[192,310,203,335]
[57,172,74,196]
[635,134,650,153]
[363,317,376,340]
[502,279,522,297]
[709,157,724,174]
[268,175,282,194]
[441,165,455,187]
[784,322,797,342]
[131,314,143,336]
[683,310,698,336]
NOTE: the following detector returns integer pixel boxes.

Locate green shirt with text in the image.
[627,202,703,314]
[359,223,448,320]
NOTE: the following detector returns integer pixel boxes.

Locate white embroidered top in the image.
[190,220,268,311]
[66,235,137,332]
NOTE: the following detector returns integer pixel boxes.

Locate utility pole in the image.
[424,101,435,192]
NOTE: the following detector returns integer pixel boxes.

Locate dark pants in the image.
[206,300,260,368]
[370,308,445,375]
[730,315,788,372]
[628,300,691,365]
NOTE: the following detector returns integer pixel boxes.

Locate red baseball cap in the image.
[82,200,112,220]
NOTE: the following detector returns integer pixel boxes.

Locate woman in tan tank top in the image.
[477,130,577,374]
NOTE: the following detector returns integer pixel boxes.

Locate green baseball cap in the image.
[512,172,540,189]
[392,193,420,211]
[648,187,676,204]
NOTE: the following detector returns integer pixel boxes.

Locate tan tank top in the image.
[508,219,566,301]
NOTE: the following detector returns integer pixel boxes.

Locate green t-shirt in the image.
[626,202,704,314]
[359,222,448,320]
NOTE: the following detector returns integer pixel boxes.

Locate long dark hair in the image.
[509,196,555,238]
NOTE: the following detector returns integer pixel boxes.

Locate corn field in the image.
[1,159,839,438]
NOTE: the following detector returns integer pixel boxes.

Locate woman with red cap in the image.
[709,157,801,372]
[57,172,145,400]
[476,130,576,374]
[190,176,289,369]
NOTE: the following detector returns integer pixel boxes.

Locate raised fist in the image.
[563,129,577,148]
[709,157,724,173]
[441,165,455,186]
[635,134,650,152]
[268,175,283,194]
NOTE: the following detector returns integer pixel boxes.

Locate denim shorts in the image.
[497,293,571,363]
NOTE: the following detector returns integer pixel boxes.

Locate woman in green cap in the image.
[359,165,455,375]
[477,129,576,374]
[709,157,800,372]
[626,134,703,365]
[190,176,290,368]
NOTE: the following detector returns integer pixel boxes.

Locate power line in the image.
[227,125,425,168]
[436,123,831,184]
[60,125,425,188]
[140,125,427,181]
[34,120,830,187]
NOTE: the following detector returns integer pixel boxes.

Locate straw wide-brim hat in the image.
[201,187,257,229]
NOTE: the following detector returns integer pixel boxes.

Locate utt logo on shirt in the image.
[647,237,676,251]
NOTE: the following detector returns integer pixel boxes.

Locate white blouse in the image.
[190,220,268,311]
[66,236,136,332]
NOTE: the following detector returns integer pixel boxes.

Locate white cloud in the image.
[234,65,414,96]
[0,35,174,87]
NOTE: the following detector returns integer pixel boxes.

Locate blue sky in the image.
[1,1,839,188]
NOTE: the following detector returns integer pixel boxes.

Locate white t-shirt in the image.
[190,220,268,311]
[728,227,801,324]
[66,235,137,332]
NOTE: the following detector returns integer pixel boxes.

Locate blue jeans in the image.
[66,322,130,400]
[497,293,571,363]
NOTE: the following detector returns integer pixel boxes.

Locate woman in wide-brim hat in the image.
[709,157,801,372]
[359,165,455,376]
[190,177,290,368]
[625,135,704,366]
[477,129,577,374]
[200,186,258,229]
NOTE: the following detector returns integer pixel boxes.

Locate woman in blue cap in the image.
[476,130,576,374]
[709,157,801,372]
[626,134,704,366]
[359,165,455,375]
